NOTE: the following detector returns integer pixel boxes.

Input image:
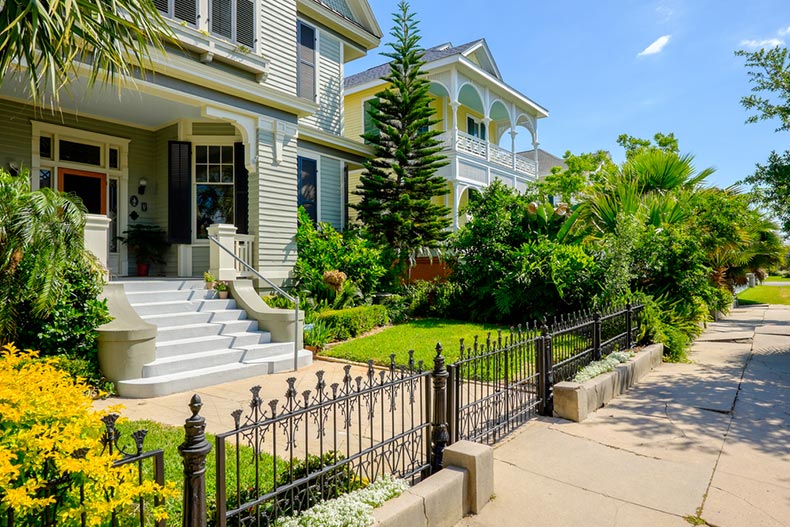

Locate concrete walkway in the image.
[457,304,790,527]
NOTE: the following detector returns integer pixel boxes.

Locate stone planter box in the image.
[553,343,664,422]
[372,441,493,527]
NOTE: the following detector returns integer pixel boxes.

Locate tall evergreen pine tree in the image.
[352,1,450,275]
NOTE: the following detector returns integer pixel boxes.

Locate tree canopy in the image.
[352,1,450,279]
[735,46,790,132]
[0,0,172,104]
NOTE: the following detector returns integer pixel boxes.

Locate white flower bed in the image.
[275,475,409,527]
[572,351,634,383]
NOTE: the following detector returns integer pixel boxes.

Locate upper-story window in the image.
[154,0,198,25]
[467,116,486,140]
[297,22,316,101]
[154,0,255,49]
[211,0,255,48]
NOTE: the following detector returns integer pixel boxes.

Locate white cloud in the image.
[779,26,790,36]
[638,35,671,57]
[740,38,785,49]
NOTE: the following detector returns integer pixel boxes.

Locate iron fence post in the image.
[179,395,212,527]
[431,343,449,473]
[593,311,602,360]
[626,303,633,349]
[536,324,554,417]
[447,363,456,445]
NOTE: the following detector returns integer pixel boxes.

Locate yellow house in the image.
[344,39,548,228]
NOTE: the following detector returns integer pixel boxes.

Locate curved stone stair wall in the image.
[112,279,311,398]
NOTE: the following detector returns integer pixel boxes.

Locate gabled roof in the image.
[519,149,568,178]
[299,0,382,59]
[345,39,500,89]
[316,0,356,21]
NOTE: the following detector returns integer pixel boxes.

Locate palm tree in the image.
[0,0,172,104]
[0,169,90,340]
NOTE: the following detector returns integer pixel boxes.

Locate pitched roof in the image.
[316,0,356,22]
[518,149,567,178]
[344,40,485,89]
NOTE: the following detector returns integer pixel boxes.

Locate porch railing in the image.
[439,130,539,178]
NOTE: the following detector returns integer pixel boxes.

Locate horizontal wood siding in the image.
[192,245,209,275]
[155,124,179,276]
[302,29,342,135]
[343,85,379,142]
[261,0,298,96]
[192,122,237,136]
[319,156,342,228]
[254,127,298,284]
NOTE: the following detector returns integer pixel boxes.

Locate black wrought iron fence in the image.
[211,357,432,527]
[1,416,165,527]
[448,326,543,445]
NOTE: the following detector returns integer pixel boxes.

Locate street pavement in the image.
[456,304,790,527]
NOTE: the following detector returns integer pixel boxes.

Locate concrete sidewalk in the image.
[457,304,790,527]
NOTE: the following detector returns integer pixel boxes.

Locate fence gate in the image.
[448,326,543,445]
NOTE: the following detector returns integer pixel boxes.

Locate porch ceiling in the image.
[0,75,203,130]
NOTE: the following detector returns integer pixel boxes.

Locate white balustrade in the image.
[515,155,538,177]
[489,143,514,169]
[234,234,256,278]
[455,130,487,158]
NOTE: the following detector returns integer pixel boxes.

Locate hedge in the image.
[315,305,389,341]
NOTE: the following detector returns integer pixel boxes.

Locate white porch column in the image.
[484,117,492,161]
[450,101,460,146]
[510,129,518,170]
[208,223,238,281]
[533,141,540,175]
[453,183,460,231]
[84,214,111,274]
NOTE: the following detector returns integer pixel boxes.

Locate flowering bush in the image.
[275,475,409,527]
[572,350,635,383]
[0,344,176,525]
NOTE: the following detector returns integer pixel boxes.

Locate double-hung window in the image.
[195,145,235,239]
[211,0,256,48]
[154,0,198,25]
[297,156,318,222]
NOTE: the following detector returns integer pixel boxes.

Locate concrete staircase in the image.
[113,279,311,398]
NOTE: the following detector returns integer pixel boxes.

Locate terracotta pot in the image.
[218,291,229,299]
[305,345,319,358]
[136,263,150,277]
[205,281,215,290]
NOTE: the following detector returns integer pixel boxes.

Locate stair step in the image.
[116,362,274,398]
[142,312,213,327]
[117,280,198,293]
[142,348,246,377]
[156,320,261,342]
[127,290,194,303]
[155,335,236,357]
[198,299,238,311]
[132,300,195,316]
[237,341,296,361]
[208,309,248,322]
[244,349,313,373]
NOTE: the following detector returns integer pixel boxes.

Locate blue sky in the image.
[347,0,790,188]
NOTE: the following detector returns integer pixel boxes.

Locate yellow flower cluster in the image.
[0,344,177,525]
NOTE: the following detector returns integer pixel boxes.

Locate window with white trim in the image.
[467,116,486,140]
[297,156,317,222]
[195,145,235,239]
[154,0,198,25]
[210,0,256,48]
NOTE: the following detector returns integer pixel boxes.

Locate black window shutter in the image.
[297,22,316,100]
[168,141,192,244]
[234,142,249,234]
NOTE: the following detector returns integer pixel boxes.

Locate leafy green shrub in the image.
[304,320,335,350]
[13,257,112,391]
[377,294,408,324]
[295,207,386,299]
[315,305,389,340]
[403,280,462,319]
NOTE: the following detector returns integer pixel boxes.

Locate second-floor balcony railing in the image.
[438,130,537,178]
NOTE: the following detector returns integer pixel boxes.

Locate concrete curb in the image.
[553,343,664,422]
[372,441,494,527]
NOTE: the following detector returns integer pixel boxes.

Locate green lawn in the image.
[737,285,790,305]
[765,275,790,282]
[322,318,506,366]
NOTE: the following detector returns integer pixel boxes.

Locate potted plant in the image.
[204,271,216,290]
[117,224,169,277]
[214,280,229,299]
